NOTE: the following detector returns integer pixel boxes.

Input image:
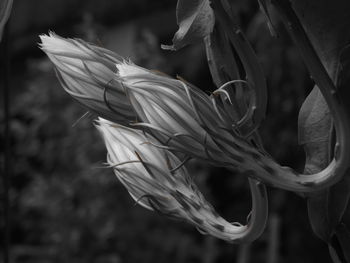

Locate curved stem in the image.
[205,0,350,192]
[242,178,268,242]
[204,26,244,121]
[268,0,350,190]
[204,3,269,242]
[212,1,268,128]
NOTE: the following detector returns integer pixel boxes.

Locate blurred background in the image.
[0,0,334,262]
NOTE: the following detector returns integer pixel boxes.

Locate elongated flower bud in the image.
[117,62,243,165]
[41,34,345,193]
[96,119,268,243]
[116,62,272,175]
[39,32,136,124]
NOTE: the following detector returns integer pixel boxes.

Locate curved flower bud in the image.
[117,61,346,193]
[95,119,268,243]
[116,62,270,172]
[40,34,346,193]
[39,32,136,124]
[117,62,245,166]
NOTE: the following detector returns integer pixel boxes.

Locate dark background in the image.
[0,0,333,262]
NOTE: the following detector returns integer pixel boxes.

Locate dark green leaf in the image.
[294,0,350,246]
[299,86,350,242]
[329,223,350,263]
[291,0,350,75]
[328,177,350,231]
[162,0,214,51]
[328,244,343,263]
[298,86,332,173]
[257,0,277,37]
[308,176,350,242]
[307,192,332,241]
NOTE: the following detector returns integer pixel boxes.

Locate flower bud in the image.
[96,119,267,242]
[41,35,331,192]
[116,62,246,165]
[115,62,311,191]
[39,32,136,124]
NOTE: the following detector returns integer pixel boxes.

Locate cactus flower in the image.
[116,61,251,166]
[39,32,136,124]
[95,118,268,243]
[41,34,341,192]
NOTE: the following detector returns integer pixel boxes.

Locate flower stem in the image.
[205,1,269,243]
[212,0,268,129]
[271,0,350,187]
[1,24,10,263]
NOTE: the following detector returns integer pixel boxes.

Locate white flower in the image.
[116,61,249,165]
[40,34,327,192]
[39,32,136,124]
[40,34,260,170]
[96,118,268,243]
[114,62,321,192]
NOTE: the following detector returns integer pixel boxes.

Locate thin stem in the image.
[267,213,280,263]
[204,29,243,123]
[212,0,268,128]
[204,0,350,192]
[1,25,10,263]
[205,1,269,245]
[237,244,251,263]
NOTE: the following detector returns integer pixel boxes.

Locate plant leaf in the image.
[307,191,332,241]
[299,84,350,243]
[257,0,277,37]
[162,0,214,51]
[298,86,332,173]
[293,0,350,247]
[307,176,350,242]
[329,223,350,263]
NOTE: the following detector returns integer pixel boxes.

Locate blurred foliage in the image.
[0,0,339,262]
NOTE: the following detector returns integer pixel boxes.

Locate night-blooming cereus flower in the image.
[39,32,136,124]
[40,34,337,192]
[117,62,240,164]
[116,61,333,192]
[117,62,267,170]
[0,0,12,40]
[39,33,262,174]
[95,119,268,243]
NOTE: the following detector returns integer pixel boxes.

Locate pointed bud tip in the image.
[38,31,58,48]
[116,61,147,78]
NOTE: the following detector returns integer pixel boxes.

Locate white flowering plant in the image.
[39,0,350,261]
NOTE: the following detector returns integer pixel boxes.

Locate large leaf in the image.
[162,0,214,51]
[298,86,332,174]
[303,42,350,247]
[291,0,350,75]
[292,0,350,248]
[298,85,332,241]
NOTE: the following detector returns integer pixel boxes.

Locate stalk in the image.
[1,25,10,263]
[211,0,350,192]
